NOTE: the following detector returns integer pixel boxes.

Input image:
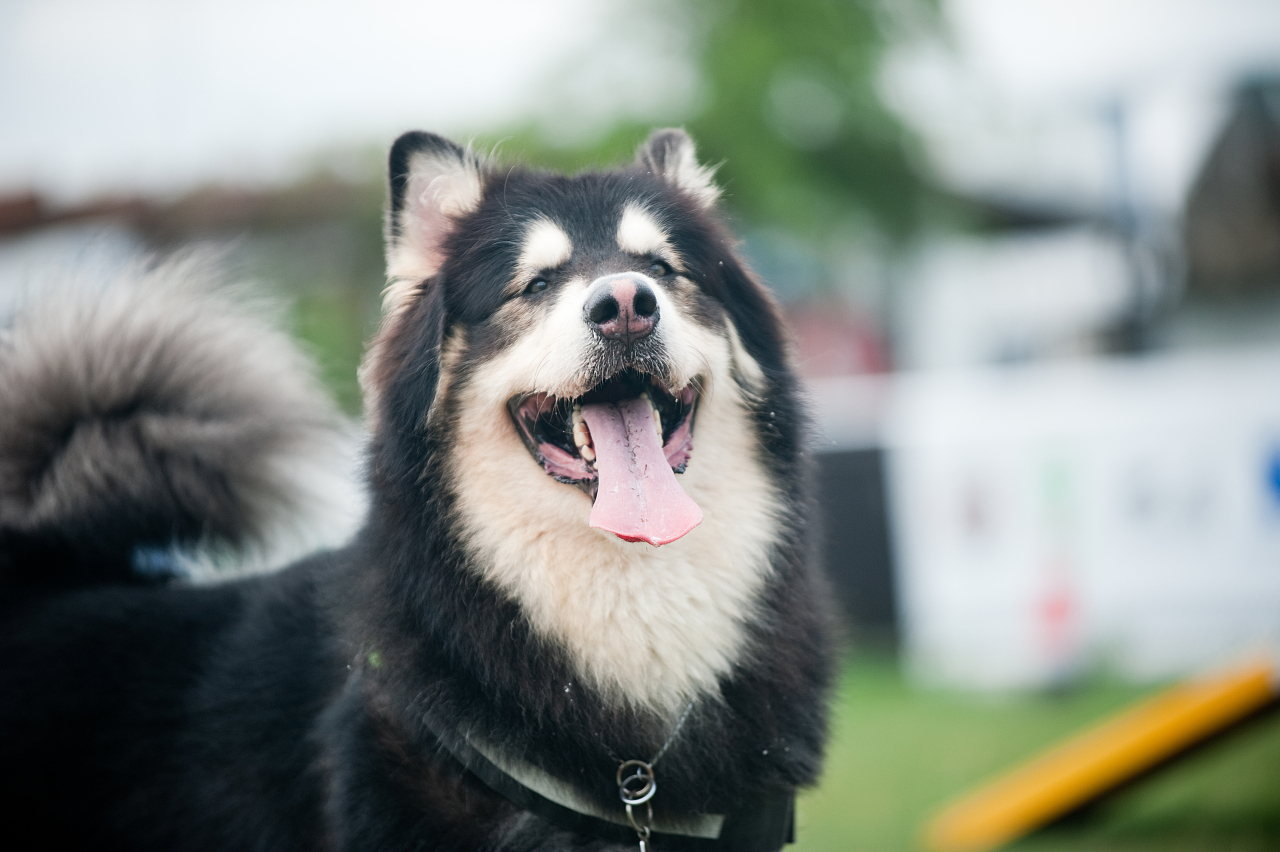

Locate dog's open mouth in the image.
[508,369,702,546]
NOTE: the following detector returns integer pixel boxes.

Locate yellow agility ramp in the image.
[923,656,1280,852]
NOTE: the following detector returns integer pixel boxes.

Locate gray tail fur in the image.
[0,251,363,593]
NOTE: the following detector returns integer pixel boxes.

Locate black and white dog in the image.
[0,129,832,851]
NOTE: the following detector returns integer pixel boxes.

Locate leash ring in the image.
[626,802,654,836]
[616,759,656,805]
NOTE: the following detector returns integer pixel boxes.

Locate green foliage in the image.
[472,122,667,176]
[478,0,936,247]
[686,0,932,240]
[233,214,384,415]
[291,290,369,414]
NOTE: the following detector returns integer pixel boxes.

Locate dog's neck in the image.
[437,368,781,716]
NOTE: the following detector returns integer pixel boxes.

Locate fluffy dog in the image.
[0,129,832,851]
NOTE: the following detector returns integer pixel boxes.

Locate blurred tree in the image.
[685,0,934,241]
[481,0,936,248]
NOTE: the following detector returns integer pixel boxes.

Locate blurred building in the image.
[812,73,1280,687]
[886,351,1280,688]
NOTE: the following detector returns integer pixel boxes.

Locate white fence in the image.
[812,348,1280,689]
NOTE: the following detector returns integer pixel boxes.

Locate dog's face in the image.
[366,130,796,711]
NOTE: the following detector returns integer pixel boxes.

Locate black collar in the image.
[421,711,795,851]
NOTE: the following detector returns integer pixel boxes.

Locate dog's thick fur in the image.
[0,130,832,851]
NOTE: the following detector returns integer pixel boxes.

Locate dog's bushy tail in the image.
[0,252,363,593]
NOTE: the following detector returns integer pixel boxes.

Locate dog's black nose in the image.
[584,274,659,345]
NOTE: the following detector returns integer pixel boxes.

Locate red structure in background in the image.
[784,300,890,379]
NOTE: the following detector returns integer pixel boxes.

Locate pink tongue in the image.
[581,399,702,546]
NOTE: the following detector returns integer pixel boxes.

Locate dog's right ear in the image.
[384,131,486,314]
[635,128,720,209]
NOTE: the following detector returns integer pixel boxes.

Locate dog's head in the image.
[363,129,802,708]
[367,129,794,542]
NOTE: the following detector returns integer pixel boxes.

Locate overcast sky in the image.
[3,0,1280,213]
[0,0,698,202]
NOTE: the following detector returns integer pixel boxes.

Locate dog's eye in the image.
[649,260,672,277]
[525,278,549,295]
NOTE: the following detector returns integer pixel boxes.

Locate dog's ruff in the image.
[0,128,832,851]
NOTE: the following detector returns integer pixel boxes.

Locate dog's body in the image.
[0,131,832,851]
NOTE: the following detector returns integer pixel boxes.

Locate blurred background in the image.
[4,0,1280,848]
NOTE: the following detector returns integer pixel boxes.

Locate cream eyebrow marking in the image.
[616,203,670,257]
[519,219,573,274]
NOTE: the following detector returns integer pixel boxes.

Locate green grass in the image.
[291,290,369,414]
[796,655,1280,852]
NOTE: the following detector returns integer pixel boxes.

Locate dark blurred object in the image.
[1184,77,1280,296]
[816,448,898,646]
[0,193,42,232]
[0,191,149,237]
[0,174,380,245]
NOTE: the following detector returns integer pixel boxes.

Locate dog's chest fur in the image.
[444,324,780,715]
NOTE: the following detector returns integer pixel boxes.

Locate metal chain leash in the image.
[616,701,695,852]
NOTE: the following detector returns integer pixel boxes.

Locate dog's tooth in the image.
[637,390,662,438]
[571,404,590,448]
[571,405,596,454]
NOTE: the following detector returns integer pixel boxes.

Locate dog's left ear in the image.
[635,128,720,209]
[384,131,486,312]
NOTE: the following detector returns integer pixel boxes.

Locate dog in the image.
[0,129,833,851]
